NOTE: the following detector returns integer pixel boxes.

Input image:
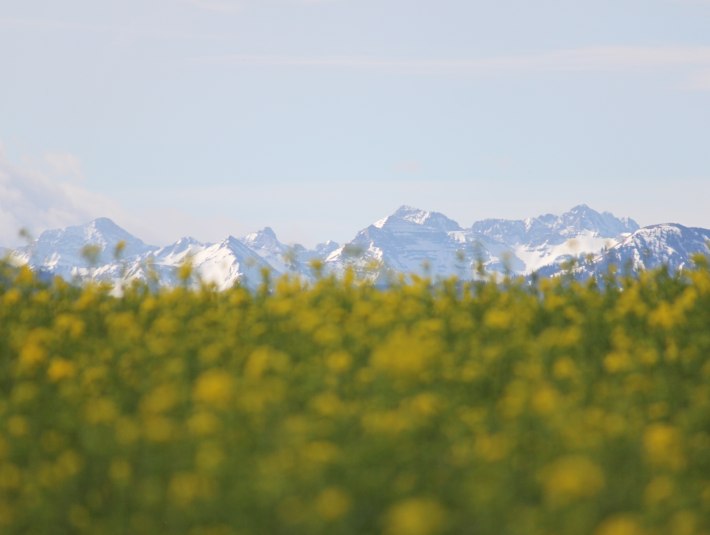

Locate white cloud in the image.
[193,45,710,85]
[43,151,86,180]
[0,149,123,247]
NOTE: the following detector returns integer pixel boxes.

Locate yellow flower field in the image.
[1,260,709,534]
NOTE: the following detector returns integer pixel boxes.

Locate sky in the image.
[1,0,710,248]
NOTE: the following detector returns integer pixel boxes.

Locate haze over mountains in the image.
[6,205,710,288]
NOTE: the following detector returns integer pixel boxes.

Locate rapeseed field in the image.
[1,260,709,534]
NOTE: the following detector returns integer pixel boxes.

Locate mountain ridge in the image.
[6,205,709,288]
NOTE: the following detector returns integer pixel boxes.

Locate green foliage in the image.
[1,263,710,534]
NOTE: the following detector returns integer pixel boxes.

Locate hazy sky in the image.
[2,0,710,247]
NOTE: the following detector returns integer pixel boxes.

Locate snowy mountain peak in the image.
[567,223,710,279]
[154,237,204,262]
[394,205,430,222]
[222,235,246,250]
[568,203,594,214]
[89,217,123,232]
[472,205,638,248]
[174,236,202,247]
[375,205,462,231]
[9,205,709,289]
[242,227,281,249]
[558,205,639,237]
[18,218,156,275]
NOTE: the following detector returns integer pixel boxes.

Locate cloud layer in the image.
[193,45,710,88]
[0,149,120,247]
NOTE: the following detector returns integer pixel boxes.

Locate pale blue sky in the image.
[1,0,710,246]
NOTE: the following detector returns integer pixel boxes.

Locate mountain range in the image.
[6,205,710,289]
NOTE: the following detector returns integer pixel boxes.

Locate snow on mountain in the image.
[575,224,710,278]
[314,240,340,258]
[153,237,206,264]
[326,205,476,279]
[186,236,274,290]
[11,218,157,280]
[324,204,641,279]
[373,205,462,233]
[114,235,276,290]
[6,206,709,289]
[240,227,292,274]
[8,218,339,289]
[556,204,639,240]
[469,204,639,274]
[472,204,638,246]
[241,227,340,277]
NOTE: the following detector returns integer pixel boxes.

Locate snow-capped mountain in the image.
[324,204,645,279]
[181,236,275,290]
[472,204,637,247]
[568,224,710,279]
[325,205,476,279]
[11,218,157,281]
[468,204,640,275]
[8,219,339,289]
[153,237,206,264]
[5,205,709,289]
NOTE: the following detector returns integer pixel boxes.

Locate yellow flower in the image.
[19,342,47,369]
[193,369,234,409]
[594,514,645,535]
[142,416,176,443]
[140,383,180,414]
[169,472,204,506]
[474,433,510,462]
[648,302,675,329]
[532,385,559,415]
[325,351,352,373]
[643,424,685,470]
[405,392,441,417]
[3,288,21,307]
[54,314,86,339]
[187,411,221,436]
[370,329,440,378]
[483,308,512,330]
[553,357,578,380]
[539,455,605,505]
[47,358,76,382]
[85,398,118,424]
[315,487,351,521]
[310,392,344,417]
[604,351,632,374]
[383,498,446,535]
